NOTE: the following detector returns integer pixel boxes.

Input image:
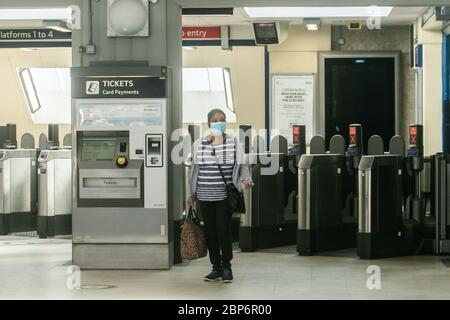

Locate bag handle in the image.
[207,134,237,190]
[186,206,199,221]
[217,162,228,188]
[216,134,233,189]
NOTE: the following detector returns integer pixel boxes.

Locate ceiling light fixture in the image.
[42,20,72,32]
[244,6,393,19]
[182,8,234,16]
[107,0,149,37]
[0,8,71,20]
[47,25,72,32]
[304,18,321,31]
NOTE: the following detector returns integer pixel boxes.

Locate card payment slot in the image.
[146,134,163,167]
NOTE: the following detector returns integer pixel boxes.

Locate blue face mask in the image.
[210,122,226,135]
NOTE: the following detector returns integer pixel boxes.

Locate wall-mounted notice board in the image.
[271,74,316,145]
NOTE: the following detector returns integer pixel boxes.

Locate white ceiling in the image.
[182,7,427,26]
[178,0,449,7]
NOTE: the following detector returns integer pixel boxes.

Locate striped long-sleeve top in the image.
[195,137,236,202]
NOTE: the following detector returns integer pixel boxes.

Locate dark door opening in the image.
[324,57,396,152]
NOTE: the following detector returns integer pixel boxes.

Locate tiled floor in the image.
[1,236,450,300]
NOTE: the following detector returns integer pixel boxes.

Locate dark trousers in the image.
[198,199,233,269]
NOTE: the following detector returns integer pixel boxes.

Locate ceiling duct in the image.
[182,8,234,16]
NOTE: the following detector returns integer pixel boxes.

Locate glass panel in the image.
[223,68,234,112]
[19,68,41,113]
[182,67,236,123]
[208,67,225,92]
[182,68,211,92]
[17,67,71,124]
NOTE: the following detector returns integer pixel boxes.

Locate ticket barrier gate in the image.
[0,149,38,234]
[297,134,357,255]
[37,148,72,238]
[0,126,38,235]
[297,124,396,256]
[239,135,298,251]
[285,125,307,227]
[357,129,423,259]
[420,156,435,251]
[431,153,450,254]
[419,153,450,255]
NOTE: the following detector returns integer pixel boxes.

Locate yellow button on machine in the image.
[116,156,128,168]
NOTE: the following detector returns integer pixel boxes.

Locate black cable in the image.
[88,0,93,45]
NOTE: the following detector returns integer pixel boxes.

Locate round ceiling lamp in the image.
[107,0,148,37]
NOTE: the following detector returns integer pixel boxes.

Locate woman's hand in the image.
[186,194,194,209]
[241,178,254,189]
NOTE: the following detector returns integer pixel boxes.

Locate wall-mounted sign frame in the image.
[0,28,71,48]
[182,26,221,39]
[270,73,316,145]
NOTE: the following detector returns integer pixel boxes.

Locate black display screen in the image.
[253,23,278,44]
[81,139,117,161]
[324,57,396,151]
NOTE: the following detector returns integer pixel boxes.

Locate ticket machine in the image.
[71,64,172,269]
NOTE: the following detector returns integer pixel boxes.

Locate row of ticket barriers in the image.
[222,123,450,259]
[2,119,450,261]
[0,123,72,238]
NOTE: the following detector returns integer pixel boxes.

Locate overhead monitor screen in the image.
[253,22,278,44]
[81,139,117,161]
[325,57,396,151]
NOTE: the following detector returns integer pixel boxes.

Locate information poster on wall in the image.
[271,74,315,145]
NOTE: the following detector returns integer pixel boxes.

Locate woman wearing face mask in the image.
[187,108,254,283]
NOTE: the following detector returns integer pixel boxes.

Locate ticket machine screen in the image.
[81,139,117,161]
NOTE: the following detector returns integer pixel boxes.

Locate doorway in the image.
[320,52,399,150]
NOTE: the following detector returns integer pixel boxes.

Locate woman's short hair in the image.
[207,108,226,124]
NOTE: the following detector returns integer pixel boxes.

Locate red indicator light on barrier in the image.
[410,126,417,145]
[293,126,300,144]
[349,128,356,144]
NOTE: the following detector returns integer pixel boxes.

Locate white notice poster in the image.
[271,74,315,145]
